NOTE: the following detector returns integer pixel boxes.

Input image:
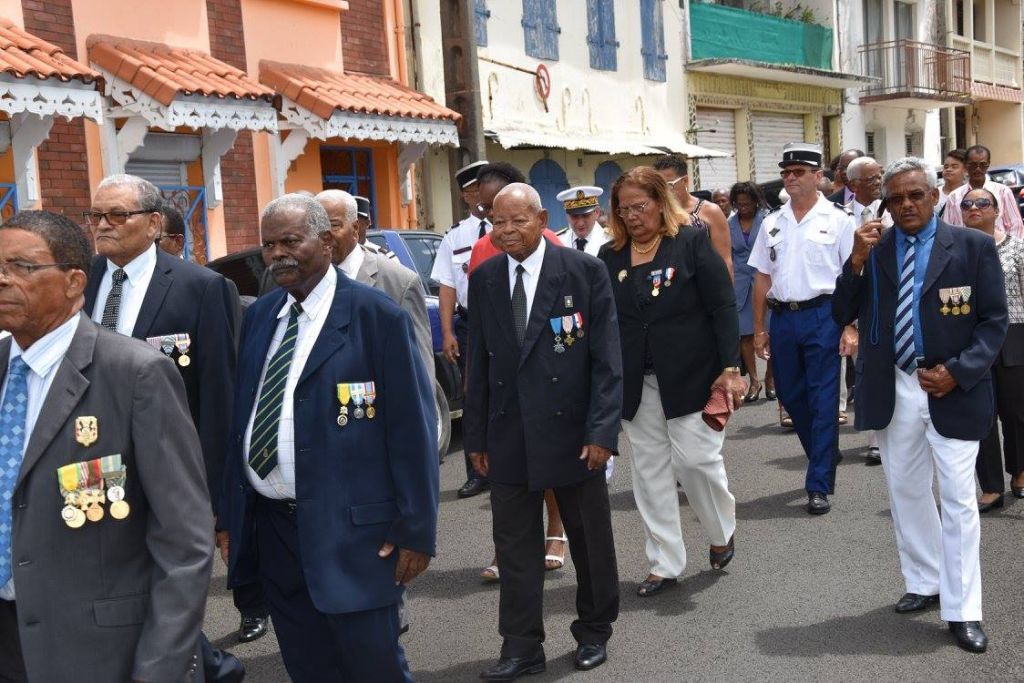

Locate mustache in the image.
[270,259,300,272]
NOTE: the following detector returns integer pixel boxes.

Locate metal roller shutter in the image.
[751,112,806,184]
[695,108,737,191]
[124,160,187,188]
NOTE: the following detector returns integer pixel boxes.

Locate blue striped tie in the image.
[0,357,30,586]
[248,303,302,479]
[894,235,918,374]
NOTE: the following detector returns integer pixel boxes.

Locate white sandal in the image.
[544,535,567,570]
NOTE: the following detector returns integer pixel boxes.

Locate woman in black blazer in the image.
[599,167,746,597]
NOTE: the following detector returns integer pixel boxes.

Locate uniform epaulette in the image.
[446,222,459,234]
[833,202,854,216]
[767,205,782,214]
[555,227,569,236]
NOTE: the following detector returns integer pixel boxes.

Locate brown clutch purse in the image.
[701,380,747,432]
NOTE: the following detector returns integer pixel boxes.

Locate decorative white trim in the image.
[398,142,427,203]
[97,69,278,133]
[11,113,54,206]
[278,96,459,146]
[0,75,102,123]
[269,128,310,198]
[201,128,238,209]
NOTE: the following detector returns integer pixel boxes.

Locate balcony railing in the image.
[859,40,971,103]
[950,35,1021,88]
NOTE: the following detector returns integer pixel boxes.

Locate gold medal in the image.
[86,504,104,522]
[336,383,351,427]
[65,507,86,528]
[366,406,376,419]
[75,416,98,447]
[651,288,660,297]
[939,288,951,316]
[617,269,627,282]
[110,500,130,520]
[960,286,972,314]
[178,354,191,367]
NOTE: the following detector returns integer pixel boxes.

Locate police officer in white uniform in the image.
[555,186,610,256]
[430,160,491,498]
[749,142,858,515]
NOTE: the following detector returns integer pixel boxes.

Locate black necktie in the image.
[575,238,587,251]
[479,220,488,239]
[100,268,127,330]
[512,264,527,345]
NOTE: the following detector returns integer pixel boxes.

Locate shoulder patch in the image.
[452,245,472,255]
[833,202,854,216]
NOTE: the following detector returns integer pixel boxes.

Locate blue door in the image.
[593,161,622,213]
[529,159,569,230]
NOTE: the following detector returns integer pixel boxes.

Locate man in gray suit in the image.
[317,189,434,379]
[0,211,213,682]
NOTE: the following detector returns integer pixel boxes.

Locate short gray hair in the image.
[97,174,163,211]
[315,189,358,224]
[260,193,330,237]
[494,182,543,212]
[846,156,879,181]
[881,157,938,198]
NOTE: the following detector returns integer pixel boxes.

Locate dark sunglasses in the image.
[959,198,994,210]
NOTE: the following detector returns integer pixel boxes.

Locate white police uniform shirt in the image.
[430,214,489,309]
[747,192,855,302]
[558,224,610,257]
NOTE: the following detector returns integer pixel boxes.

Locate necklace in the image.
[631,235,662,254]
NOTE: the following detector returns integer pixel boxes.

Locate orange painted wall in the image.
[0,0,23,25]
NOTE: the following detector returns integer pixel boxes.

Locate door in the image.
[751,112,806,184]
[529,159,569,230]
[695,108,738,191]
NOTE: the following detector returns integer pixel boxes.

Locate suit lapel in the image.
[299,272,351,385]
[519,245,565,366]
[922,221,954,295]
[875,228,898,286]
[132,251,173,338]
[17,313,94,488]
[356,250,379,287]
[83,257,105,316]
[486,256,518,352]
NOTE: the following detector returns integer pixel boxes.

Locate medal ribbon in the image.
[364,381,376,405]
[351,383,365,406]
[174,334,191,355]
[562,316,573,335]
[337,383,351,407]
[573,312,583,331]
[549,318,561,337]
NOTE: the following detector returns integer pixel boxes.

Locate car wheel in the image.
[434,380,451,461]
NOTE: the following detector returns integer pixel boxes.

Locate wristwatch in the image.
[723,366,741,373]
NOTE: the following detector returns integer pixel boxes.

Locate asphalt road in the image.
[203,395,1024,682]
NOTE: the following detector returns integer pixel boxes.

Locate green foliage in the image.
[745,0,822,26]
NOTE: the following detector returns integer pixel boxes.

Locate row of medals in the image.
[553,321,584,354]
[159,334,192,367]
[61,483,129,528]
[939,287,972,316]
[337,390,376,427]
[616,268,675,296]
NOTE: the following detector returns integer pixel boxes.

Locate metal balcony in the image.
[859,40,971,107]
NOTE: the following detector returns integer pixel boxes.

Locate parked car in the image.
[206,228,463,459]
[987,164,1024,217]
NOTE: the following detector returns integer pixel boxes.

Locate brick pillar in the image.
[21,0,91,216]
[207,0,261,251]
[342,0,391,76]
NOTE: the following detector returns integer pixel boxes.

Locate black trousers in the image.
[0,600,27,683]
[456,315,485,483]
[490,474,619,658]
[232,578,268,619]
[976,362,1024,493]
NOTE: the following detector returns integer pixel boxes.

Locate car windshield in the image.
[404,235,440,286]
[989,170,1020,187]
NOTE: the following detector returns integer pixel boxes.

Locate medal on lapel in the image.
[562,316,575,347]
[617,269,627,283]
[336,383,351,426]
[352,383,366,419]
[573,313,584,339]
[57,463,86,529]
[160,336,175,358]
[664,267,675,287]
[174,334,192,367]
[82,459,105,522]
[939,288,951,316]
[959,286,972,314]
[365,382,377,419]
[550,318,565,354]
[650,269,663,297]
[101,454,130,521]
[950,290,962,315]
[75,416,98,447]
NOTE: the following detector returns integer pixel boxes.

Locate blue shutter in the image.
[523,0,560,60]
[641,0,667,82]
[529,159,569,230]
[587,0,617,71]
[475,0,490,47]
[594,161,623,212]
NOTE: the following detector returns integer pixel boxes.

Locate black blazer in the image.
[600,229,739,421]
[827,188,848,205]
[832,220,1008,440]
[84,250,239,505]
[463,244,623,491]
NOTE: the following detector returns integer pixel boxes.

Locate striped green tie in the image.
[248,302,303,479]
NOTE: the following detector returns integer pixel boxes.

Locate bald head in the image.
[492,182,548,262]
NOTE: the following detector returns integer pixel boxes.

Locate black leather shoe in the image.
[637,576,677,597]
[948,621,988,653]
[710,535,735,570]
[865,447,881,466]
[807,492,830,515]
[1012,485,1024,499]
[457,478,490,499]
[574,644,607,671]
[894,592,939,613]
[978,494,1004,513]
[237,615,269,643]
[765,387,777,401]
[479,653,546,681]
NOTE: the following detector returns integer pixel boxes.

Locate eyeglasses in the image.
[885,190,929,205]
[0,261,73,279]
[82,209,152,227]
[965,161,990,170]
[960,198,995,210]
[616,201,651,217]
[779,168,810,179]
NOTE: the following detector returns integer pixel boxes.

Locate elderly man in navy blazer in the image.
[833,157,1007,654]
[219,194,438,682]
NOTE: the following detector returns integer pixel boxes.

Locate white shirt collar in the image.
[106,243,157,285]
[338,244,365,279]
[508,236,547,279]
[10,312,80,377]
[278,264,337,322]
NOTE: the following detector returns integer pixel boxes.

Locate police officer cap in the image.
[354,196,371,219]
[456,160,489,189]
[778,142,823,169]
[556,186,603,215]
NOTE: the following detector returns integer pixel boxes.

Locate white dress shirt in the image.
[507,237,546,320]
[338,243,366,280]
[558,224,610,257]
[430,215,489,308]
[747,192,856,302]
[90,244,158,335]
[243,266,337,499]
[0,313,80,600]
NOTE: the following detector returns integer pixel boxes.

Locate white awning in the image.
[487,128,730,159]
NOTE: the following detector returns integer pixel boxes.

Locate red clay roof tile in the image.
[0,18,101,86]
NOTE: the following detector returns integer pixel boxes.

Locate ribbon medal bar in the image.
[562,316,575,346]
[174,334,192,367]
[573,312,584,339]
[336,383,351,427]
[365,381,377,419]
[352,384,366,419]
[959,286,972,314]
[550,318,564,353]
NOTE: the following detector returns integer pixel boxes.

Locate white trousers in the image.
[877,370,982,622]
[621,375,737,578]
